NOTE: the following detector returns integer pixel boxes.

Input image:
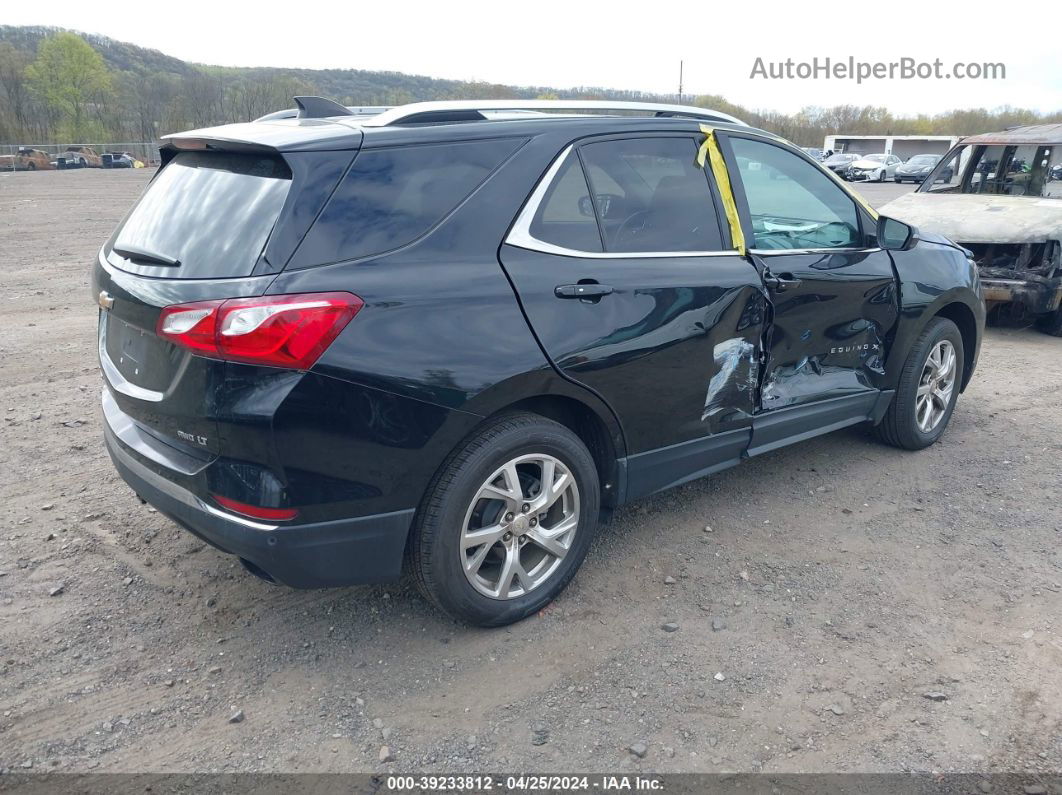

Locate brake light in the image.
[157,292,362,369]
[211,494,299,521]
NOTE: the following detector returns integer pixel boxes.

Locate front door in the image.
[721,134,899,453]
[500,134,767,499]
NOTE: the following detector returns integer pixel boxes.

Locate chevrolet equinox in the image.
[94,98,985,625]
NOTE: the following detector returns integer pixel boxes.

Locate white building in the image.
[823,134,962,159]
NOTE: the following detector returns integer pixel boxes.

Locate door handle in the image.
[555,283,614,299]
[764,272,802,292]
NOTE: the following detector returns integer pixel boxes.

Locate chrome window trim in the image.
[505,146,742,260]
[749,247,883,256]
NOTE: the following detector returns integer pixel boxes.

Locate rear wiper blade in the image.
[112,244,181,268]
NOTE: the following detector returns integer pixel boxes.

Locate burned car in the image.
[881,124,1062,335]
[0,147,54,171]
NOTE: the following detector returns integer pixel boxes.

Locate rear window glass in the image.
[112,151,291,278]
[292,138,521,266]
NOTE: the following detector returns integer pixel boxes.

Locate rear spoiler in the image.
[160,119,363,166]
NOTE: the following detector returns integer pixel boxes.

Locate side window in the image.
[730,137,861,251]
[578,137,725,253]
[529,152,603,253]
[291,138,521,267]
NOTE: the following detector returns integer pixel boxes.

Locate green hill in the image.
[0,25,1058,146]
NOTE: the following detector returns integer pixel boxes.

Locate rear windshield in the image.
[288,138,521,268]
[111,151,291,278]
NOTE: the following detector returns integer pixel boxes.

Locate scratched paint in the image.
[702,337,758,421]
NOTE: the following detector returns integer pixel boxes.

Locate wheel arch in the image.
[489,394,623,516]
[933,301,979,391]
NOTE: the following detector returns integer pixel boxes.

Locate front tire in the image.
[876,318,964,450]
[410,412,600,626]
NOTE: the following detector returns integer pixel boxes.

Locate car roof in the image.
[960,123,1062,145]
[162,99,778,154]
[162,114,776,154]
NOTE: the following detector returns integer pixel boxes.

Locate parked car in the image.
[55,146,102,169]
[0,147,54,171]
[822,152,859,177]
[881,123,1062,335]
[845,153,903,182]
[102,152,136,168]
[93,98,984,626]
[894,154,949,184]
[801,147,824,161]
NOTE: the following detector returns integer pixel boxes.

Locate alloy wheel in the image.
[460,454,579,600]
[915,340,956,433]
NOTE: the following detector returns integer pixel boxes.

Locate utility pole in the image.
[678,60,684,104]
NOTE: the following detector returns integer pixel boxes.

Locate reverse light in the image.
[211,494,299,521]
[157,292,362,369]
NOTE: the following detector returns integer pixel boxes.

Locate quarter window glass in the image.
[578,137,725,253]
[730,137,861,250]
[529,152,603,252]
[293,138,521,266]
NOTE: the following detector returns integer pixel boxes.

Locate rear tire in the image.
[876,317,964,450]
[1036,306,1062,337]
[410,412,600,626]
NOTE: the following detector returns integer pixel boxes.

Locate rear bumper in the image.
[104,421,414,588]
[980,275,1062,315]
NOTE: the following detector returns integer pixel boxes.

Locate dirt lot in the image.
[1,169,1060,776]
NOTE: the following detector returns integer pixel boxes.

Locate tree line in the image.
[1,27,1060,147]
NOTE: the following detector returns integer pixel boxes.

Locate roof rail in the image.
[360,100,747,127]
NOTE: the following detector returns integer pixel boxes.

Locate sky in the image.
[5,0,1061,116]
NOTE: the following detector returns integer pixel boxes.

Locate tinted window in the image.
[295,138,520,265]
[578,137,725,253]
[731,137,861,250]
[529,151,603,252]
[112,151,291,278]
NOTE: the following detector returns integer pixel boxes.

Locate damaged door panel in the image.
[500,136,767,499]
[754,250,898,409]
[720,134,900,419]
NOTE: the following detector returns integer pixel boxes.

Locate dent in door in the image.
[702,291,765,422]
[761,260,896,410]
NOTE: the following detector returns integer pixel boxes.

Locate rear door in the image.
[500,134,767,499]
[719,133,899,452]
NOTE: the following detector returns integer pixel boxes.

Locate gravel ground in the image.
[0,169,1059,775]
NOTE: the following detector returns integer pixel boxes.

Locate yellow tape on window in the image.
[696,124,746,256]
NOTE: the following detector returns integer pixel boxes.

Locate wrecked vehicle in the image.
[55,146,102,169]
[881,124,1062,335]
[93,98,984,626]
[0,147,54,171]
[844,153,903,182]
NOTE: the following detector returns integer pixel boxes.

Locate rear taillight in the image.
[157,292,362,369]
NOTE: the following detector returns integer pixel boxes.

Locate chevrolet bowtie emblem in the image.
[98,290,114,310]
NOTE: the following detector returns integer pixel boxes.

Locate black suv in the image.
[94,98,985,626]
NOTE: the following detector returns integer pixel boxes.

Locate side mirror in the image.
[877,215,917,251]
